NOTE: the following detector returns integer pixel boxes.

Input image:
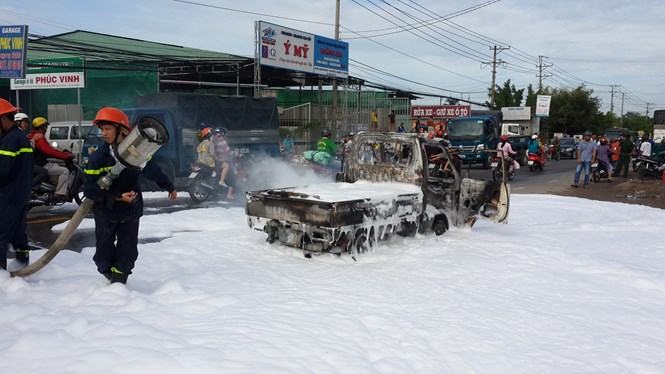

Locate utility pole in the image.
[620,91,625,125]
[609,84,620,113]
[482,45,509,109]
[331,0,341,137]
[646,102,653,118]
[537,55,552,93]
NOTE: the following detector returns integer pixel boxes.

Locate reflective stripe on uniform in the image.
[0,148,34,157]
[84,166,113,175]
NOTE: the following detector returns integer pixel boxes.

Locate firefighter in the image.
[0,99,33,270]
[84,107,176,284]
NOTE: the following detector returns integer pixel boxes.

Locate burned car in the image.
[246,132,510,255]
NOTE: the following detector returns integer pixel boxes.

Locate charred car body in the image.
[246,132,510,255]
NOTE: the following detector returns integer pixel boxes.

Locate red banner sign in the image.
[411,105,470,119]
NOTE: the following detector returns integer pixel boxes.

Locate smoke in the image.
[246,157,335,190]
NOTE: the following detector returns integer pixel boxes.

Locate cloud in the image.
[6,0,665,110]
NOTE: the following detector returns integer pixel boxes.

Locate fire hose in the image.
[11,117,169,278]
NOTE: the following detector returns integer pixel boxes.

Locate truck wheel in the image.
[432,215,449,236]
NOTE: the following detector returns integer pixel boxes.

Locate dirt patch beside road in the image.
[559,178,665,209]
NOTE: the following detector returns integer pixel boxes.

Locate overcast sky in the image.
[2,0,664,114]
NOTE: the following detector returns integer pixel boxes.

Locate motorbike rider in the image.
[84,107,176,284]
[211,127,235,200]
[15,113,48,188]
[14,112,30,132]
[0,99,33,270]
[497,135,519,172]
[317,129,337,156]
[29,116,75,202]
[596,137,614,182]
[196,127,216,169]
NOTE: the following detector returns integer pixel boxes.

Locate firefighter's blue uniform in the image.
[0,125,33,269]
[84,143,174,279]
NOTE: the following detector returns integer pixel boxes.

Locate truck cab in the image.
[446,115,500,168]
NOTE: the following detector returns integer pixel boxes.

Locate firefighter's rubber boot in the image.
[14,249,29,266]
[110,267,128,284]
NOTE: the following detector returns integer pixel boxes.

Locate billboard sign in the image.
[501,106,531,121]
[535,95,552,117]
[411,105,471,118]
[259,21,348,78]
[11,57,85,90]
[0,25,28,79]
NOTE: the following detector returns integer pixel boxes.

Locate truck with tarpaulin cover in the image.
[83,93,281,189]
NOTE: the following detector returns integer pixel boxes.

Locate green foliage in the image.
[486,81,653,137]
[622,112,652,134]
[486,79,524,109]
[544,86,599,135]
[445,97,460,105]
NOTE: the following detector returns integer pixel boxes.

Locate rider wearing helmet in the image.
[0,99,33,270]
[316,129,337,156]
[497,135,518,171]
[84,107,176,284]
[14,113,30,132]
[196,127,216,168]
[28,116,75,201]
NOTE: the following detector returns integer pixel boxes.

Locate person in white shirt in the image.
[639,136,652,158]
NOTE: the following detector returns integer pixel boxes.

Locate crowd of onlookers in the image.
[567,131,664,188]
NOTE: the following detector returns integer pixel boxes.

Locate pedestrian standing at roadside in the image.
[0,99,33,270]
[388,110,396,132]
[614,134,634,178]
[370,109,378,131]
[571,131,597,188]
[610,138,621,168]
[639,135,652,158]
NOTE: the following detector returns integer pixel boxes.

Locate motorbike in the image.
[30,160,85,209]
[288,153,341,179]
[527,152,545,172]
[187,163,236,203]
[491,156,515,182]
[636,158,664,180]
[591,162,610,183]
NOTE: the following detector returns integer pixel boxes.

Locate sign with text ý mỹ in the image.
[411,105,471,119]
[0,25,28,79]
[258,21,348,78]
[11,57,85,90]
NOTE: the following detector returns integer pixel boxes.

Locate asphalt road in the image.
[26,159,578,253]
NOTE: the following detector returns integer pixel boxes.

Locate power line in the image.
[350,0,487,63]
[341,0,502,36]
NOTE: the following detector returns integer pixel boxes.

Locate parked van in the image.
[45,121,95,157]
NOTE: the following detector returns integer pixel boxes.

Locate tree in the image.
[591,111,620,135]
[445,97,459,105]
[486,79,524,109]
[622,112,652,134]
[543,86,599,135]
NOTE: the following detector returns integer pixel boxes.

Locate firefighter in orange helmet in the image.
[84,107,176,284]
